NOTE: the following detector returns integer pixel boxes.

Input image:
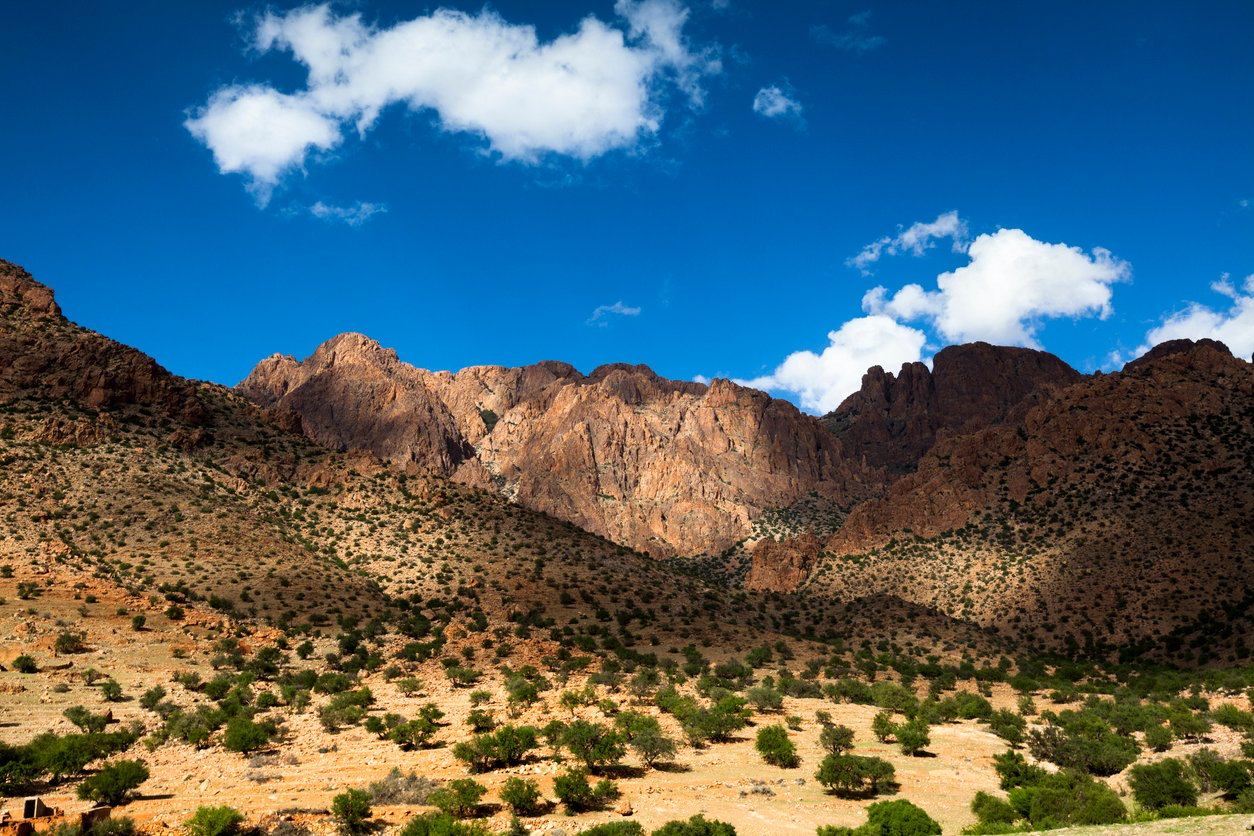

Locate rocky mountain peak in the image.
[823,342,1081,476]
[0,259,62,318]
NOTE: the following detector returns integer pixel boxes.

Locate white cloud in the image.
[588,300,642,326]
[847,210,968,273]
[810,10,886,53]
[864,228,1129,347]
[739,315,928,413]
[752,85,803,122]
[187,1,715,198]
[308,200,387,226]
[738,223,1129,413]
[1138,274,1254,360]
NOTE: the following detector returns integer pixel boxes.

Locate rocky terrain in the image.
[241,336,879,558]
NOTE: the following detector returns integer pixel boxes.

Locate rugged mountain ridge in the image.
[822,342,1081,476]
[754,338,1254,661]
[241,333,881,557]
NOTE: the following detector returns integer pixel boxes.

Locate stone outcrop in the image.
[238,333,473,474]
[0,260,208,425]
[744,532,822,592]
[823,342,1081,476]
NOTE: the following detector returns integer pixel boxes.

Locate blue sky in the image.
[2,0,1251,413]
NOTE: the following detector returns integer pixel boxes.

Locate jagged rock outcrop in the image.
[238,333,473,474]
[823,342,1081,476]
[744,532,822,592]
[0,259,208,424]
[239,335,879,557]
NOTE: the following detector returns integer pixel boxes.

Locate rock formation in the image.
[239,334,879,557]
[823,342,1080,476]
[0,259,208,425]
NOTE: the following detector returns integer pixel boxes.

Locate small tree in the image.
[76,759,150,806]
[100,679,124,702]
[12,654,37,673]
[222,716,273,754]
[131,615,147,632]
[819,724,855,755]
[816,754,895,797]
[499,777,543,816]
[553,768,618,814]
[185,806,245,836]
[331,789,372,835]
[864,800,941,836]
[64,705,108,733]
[896,719,931,756]
[429,778,486,819]
[560,720,626,771]
[871,711,896,743]
[616,711,677,768]
[1128,759,1198,810]
[755,725,800,768]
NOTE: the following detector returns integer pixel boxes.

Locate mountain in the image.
[759,338,1254,663]
[821,342,1081,477]
[241,334,880,557]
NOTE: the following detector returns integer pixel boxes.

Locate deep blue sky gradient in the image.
[2,0,1251,404]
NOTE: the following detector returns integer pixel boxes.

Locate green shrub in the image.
[971,791,1017,825]
[864,800,941,836]
[552,768,618,813]
[76,759,149,806]
[428,778,486,819]
[560,720,626,770]
[1144,724,1173,752]
[1128,759,1198,811]
[63,706,108,734]
[1008,770,1126,827]
[756,725,800,768]
[896,719,931,756]
[451,725,538,772]
[815,754,895,797]
[871,711,896,742]
[185,806,245,836]
[615,711,677,768]
[331,789,372,835]
[13,654,37,673]
[652,815,737,835]
[819,724,855,755]
[91,816,136,836]
[499,777,542,816]
[100,680,123,703]
[222,716,273,754]
[398,812,490,836]
[578,823,645,836]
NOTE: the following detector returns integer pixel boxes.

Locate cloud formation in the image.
[740,315,927,414]
[864,228,1130,347]
[1139,274,1254,360]
[588,300,642,326]
[847,210,967,274]
[187,1,716,202]
[741,220,1130,413]
[810,10,886,54]
[752,85,803,122]
[308,200,387,226]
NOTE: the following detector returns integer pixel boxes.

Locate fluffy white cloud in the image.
[739,223,1130,413]
[739,315,928,413]
[308,200,387,226]
[588,300,642,326]
[847,210,968,273]
[187,1,714,198]
[864,228,1129,347]
[752,85,803,121]
[1139,274,1254,360]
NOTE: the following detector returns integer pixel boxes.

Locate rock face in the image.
[823,342,1081,476]
[744,532,822,592]
[238,333,473,474]
[239,334,878,557]
[0,259,208,425]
